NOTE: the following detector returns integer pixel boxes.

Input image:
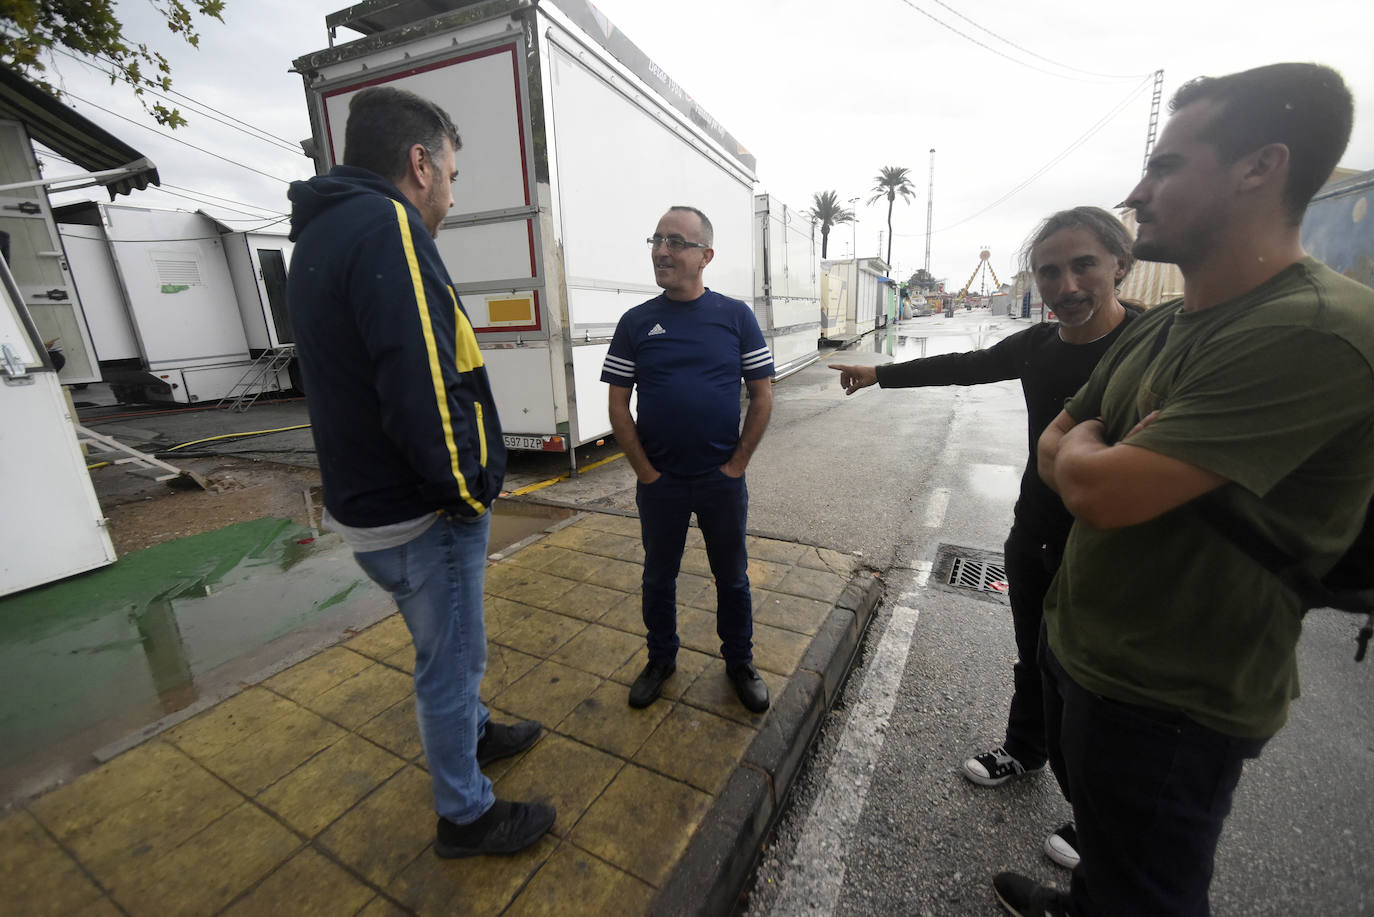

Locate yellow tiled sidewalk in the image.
[0,512,879,916]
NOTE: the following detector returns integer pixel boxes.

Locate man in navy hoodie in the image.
[287,86,553,858]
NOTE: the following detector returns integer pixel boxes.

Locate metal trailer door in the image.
[0,120,101,384]
[0,257,115,597]
[308,34,552,447]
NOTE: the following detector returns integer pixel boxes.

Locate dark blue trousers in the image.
[1040,638,1267,917]
[635,469,753,666]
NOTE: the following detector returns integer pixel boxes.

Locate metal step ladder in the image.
[217,344,295,413]
[75,424,207,489]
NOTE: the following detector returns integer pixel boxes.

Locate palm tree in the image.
[867,166,916,267]
[804,190,854,259]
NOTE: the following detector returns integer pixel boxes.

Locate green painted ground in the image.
[0,518,377,772]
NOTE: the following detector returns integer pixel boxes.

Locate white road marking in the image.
[922,487,950,529]
[767,594,922,917]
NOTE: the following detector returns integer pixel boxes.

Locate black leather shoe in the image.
[476,720,541,768]
[628,659,675,708]
[435,799,555,858]
[727,663,770,713]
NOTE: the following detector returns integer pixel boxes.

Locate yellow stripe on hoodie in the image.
[449,287,485,372]
[392,199,485,515]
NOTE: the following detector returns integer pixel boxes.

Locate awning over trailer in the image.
[0,64,160,199]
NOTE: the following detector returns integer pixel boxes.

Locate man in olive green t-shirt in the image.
[992,64,1374,917]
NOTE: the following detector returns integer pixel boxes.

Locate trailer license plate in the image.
[503,435,545,450]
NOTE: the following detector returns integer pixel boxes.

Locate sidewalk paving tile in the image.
[28,739,205,839]
[557,683,674,759]
[301,663,414,730]
[388,834,556,915]
[751,589,834,635]
[62,754,242,884]
[503,841,656,917]
[257,733,408,836]
[199,704,346,796]
[570,763,712,887]
[107,802,300,915]
[549,622,644,678]
[751,622,812,676]
[263,645,374,701]
[484,596,542,639]
[481,645,542,701]
[222,847,376,917]
[357,696,425,762]
[317,765,434,888]
[492,734,624,836]
[344,614,414,662]
[162,686,297,759]
[493,660,603,726]
[548,581,635,622]
[633,704,755,794]
[0,810,107,916]
[497,610,588,658]
[3,511,878,916]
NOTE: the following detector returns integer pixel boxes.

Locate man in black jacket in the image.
[287,86,553,858]
[830,206,1139,870]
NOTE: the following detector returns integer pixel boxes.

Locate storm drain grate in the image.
[932,543,1010,604]
[947,556,1009,594]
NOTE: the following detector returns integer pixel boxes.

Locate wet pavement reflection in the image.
[0,499,574,803]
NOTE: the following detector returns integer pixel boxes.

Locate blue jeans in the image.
[1040,637,1267,917]
[353,513,494,824]
[635,469,753,666]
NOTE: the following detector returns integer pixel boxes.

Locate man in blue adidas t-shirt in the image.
[601,205,775,713]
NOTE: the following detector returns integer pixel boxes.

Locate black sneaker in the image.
[992,871,1068,917]
[476,720,541,768]
[961,745,1043,787]
[435,799,556,858]
[629,659,675,708]
[726,663,770,713]
[1044,822,1080,869]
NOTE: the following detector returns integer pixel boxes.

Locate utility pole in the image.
[924,148,935,273]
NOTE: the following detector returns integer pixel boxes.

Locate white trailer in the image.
[54,202,293,404]
[293,0,758,467]
[819,257,885,342]
[0,254,115,597]
[754,194,820,379]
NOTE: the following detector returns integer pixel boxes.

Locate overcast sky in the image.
[37,0,1374,289]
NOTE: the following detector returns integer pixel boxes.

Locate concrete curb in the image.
[651,570,885,916]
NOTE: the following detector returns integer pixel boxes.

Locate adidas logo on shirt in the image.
[647,323,667,336]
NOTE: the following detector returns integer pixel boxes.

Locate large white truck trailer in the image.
[294,0,761,468]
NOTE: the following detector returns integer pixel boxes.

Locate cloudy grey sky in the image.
[37,0,1374,288]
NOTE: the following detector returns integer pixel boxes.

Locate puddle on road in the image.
[0,499,575,804]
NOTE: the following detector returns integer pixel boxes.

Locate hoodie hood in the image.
[288,165,407,242]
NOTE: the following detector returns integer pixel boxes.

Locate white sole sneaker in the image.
[1044,822,1080,869]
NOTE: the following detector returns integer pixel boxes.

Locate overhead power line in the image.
[60,89,291,185]
[934,76,1155,233]
[927,0,1143,81]
[892,0,1148,83]
[52,47,303,154]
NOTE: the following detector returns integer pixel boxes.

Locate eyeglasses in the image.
[646,235,709,252]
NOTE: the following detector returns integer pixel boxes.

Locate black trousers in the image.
[1040,639,1267,917]
[998,530,1059,769]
